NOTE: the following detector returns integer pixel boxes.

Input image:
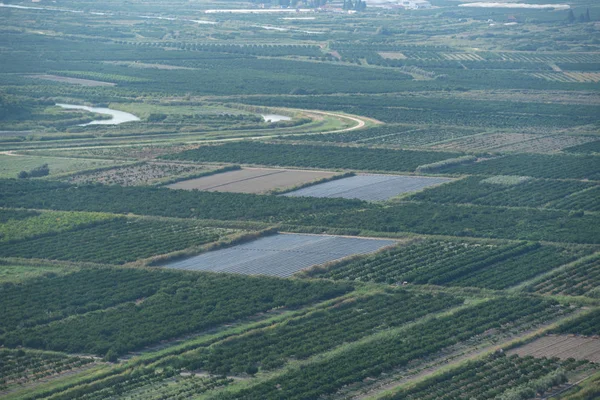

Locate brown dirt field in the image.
[508,335,600,363]
[166,168,336,193]
[29,74,116,87]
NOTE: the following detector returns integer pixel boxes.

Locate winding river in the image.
[56,104,140,126]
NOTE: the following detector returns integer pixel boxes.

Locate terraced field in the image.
[163,233,397,277]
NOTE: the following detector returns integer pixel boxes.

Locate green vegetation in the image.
[383,354,588,400]
[0,268,352,357]
[307,240,588,289]
[0,349,94,392]
[209,297,564,400]
[0,179,366,222]
[174,290,463,375]
[531,254,600,298]
[409,176,597,209]
[0,210,115,243]
[0,217,236,264]
[437,154,600,180]
[0,1,599,398]
[298,202,600,244]
[162,142,458,173]
[553,309,600,336]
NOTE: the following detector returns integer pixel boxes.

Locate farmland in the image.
[284,174,453,201]
[167,167,336,194]
[161,142,459,173]
[306,239,589,289]
[382,354,594,400]
[0,216,239,264]
[531,254,600,298]
[1,0,599,398]
[163,233,397,278]
[66,161,211,186]
[408,176,597,209]
[508,336,600,363]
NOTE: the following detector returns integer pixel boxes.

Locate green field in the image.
[1,0,599,399]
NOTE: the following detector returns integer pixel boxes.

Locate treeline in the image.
[408,176,597,209]
[0,179,367,222]
[0,218,231,265]
[208,297,561,400]
[438,154,600,180]
[162,142,458,172]
[1,268,353,357]
[297,202,600,244]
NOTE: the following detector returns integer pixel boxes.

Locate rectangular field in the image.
[508,335,600,363]
[163,233,397,278]
[283,174,453,201]
[167,167,336,194]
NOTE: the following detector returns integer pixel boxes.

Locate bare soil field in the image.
[67,162,209,186]
[28,74,116,86]
[508,335,600,362]
[166,167,336,193]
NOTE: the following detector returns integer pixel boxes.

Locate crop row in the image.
[408,176,597,209]
[550,186,600,212]
[209,297,564,400]
[1,268,352,357]
[383,353,589,400]
[171,291,463,375]
[532,255,600,298]
[0,179,365,222]
[438,154,600,180]
[553,309,600,337]
[0,217,234,265]
[161,142,458,173]
[0,349,93,391]
[297,202,600,244]
[308,240,586,289]
[0,210,115,243]
[2,180,598,244]
[47,366,231,400]
[294,124,480,147]
[563,139,600,154]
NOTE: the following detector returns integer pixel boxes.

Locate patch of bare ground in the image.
[167,167,336,193]
[28,74,116,86]
[508,335,600,363]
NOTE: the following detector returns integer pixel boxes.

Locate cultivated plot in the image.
[283,174,453,201]
[508,335,600,363]
[167,167,335,194]
[163,233,397,278]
